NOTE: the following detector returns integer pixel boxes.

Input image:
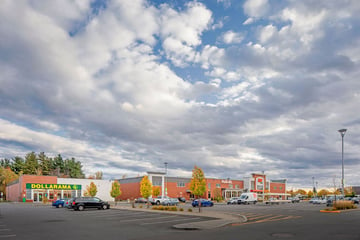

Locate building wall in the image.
[57,178,114,202]
[117,181,141,200]
[21,175,58,202]
[206,179,244,199]
[269,182,286,199]
[6,181,20,202]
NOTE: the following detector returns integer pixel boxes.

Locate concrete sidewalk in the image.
[111,203,247,230]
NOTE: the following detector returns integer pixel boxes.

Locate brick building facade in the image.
[117,172,288,201]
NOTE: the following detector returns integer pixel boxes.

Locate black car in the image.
[71,197,110,211]
[178,197,186,203]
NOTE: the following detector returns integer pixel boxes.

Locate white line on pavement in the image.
[140,217,201,225]
[0,235,16,238]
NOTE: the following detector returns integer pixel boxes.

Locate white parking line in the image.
[140,217,201,225]
[135,215,177,222]
[95,212,158,218]
[0,235,16,238]
[105,214,161,220]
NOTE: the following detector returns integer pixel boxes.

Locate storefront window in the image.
[26,189,32,199]
[49,192,54,200]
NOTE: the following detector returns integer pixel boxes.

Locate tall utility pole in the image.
[312,177,315,197]
[164,162,168,197]
[262,171,265,201]
[338,129,347,196]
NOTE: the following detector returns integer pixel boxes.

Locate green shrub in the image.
[179,208,184,211]
[188,208,193,212]
[170,206,177,211]
[139,205,143,208]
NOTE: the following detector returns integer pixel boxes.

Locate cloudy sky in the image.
[1,0,359,190]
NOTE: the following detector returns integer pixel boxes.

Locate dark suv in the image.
[71,197,110,211]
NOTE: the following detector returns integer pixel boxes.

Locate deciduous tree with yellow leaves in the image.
[140,176,152,208]
[189,165,206,212]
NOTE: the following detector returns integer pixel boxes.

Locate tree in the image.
[213,188,222,202]
[140,176,152,208]
[0,159,11,168]
[95,171,103,179]
[23,152,39,175]
[53,154,64,176]
[0,167,19,200]
[12,156,25,174]
[317,189,329,197]
[110,181,122,205]
[64,158,85,178]
[152,186,160,197]
[189,166,206,212]
[38,152,51,176]
[84,182,97,197]
[307,190,314,198]
[295,189,307,196]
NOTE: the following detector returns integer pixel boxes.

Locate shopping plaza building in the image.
[118,172,288,201]
[6,173,288,203]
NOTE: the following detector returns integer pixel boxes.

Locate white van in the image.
[238,192,258,204]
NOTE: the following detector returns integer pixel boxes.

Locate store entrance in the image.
[33,191,44,203]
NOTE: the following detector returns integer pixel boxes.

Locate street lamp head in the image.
[338,129,347,137]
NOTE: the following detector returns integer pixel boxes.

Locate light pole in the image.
[312,177,315,197]
[164,162,168,197]
[338,128,347,196]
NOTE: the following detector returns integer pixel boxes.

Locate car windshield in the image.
[240,195,246,199]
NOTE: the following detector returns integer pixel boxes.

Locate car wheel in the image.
[58,204,63,208]
[156,201,160,205]
[78,205,84,211]
[102,205,107,210]
[254,201,257,204]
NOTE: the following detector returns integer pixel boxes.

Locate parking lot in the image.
[1,201,360,240]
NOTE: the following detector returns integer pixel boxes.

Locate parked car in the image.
[71,197,110,211]
[52,198,68,208]
[351,197,359,204]
[313,198,327,204]
[290,197,300,203]
[162,198,179,206]
[135,198,148,203]
[227,197,240,205]
[178,197,186,203]
[326,196,344,207]
[63,198,74,209]
[149,196,171,205]
[191,199,214,207]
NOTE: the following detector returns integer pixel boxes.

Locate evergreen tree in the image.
[63,158,84,178]
[12,156,25,174]
[38,152,51,176]
[53,154,64,176]
[0,159,11,168]
[23,152,39,175]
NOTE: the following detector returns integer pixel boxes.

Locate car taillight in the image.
[72,201,75,205]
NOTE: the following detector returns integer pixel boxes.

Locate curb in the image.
[320,210,340,213]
